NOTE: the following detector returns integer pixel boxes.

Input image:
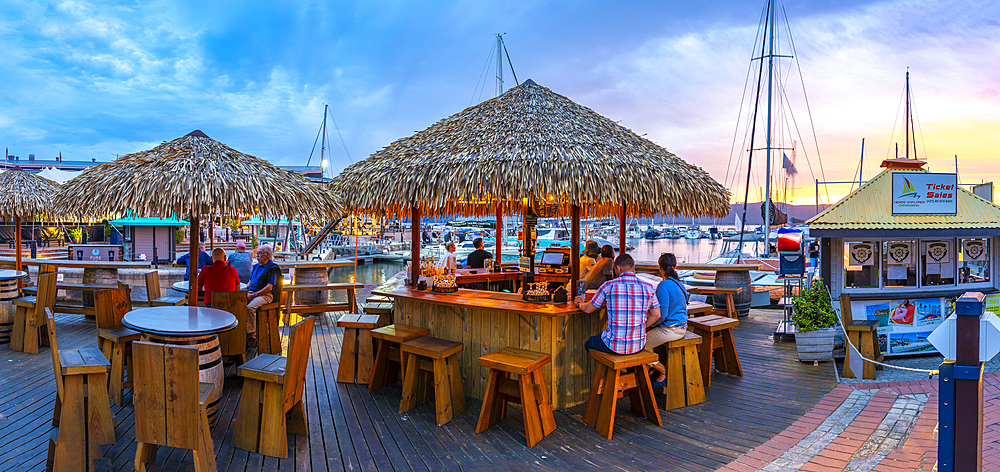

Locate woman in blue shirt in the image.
[646,253,689,387]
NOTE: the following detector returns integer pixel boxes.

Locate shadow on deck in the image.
[0,309,835,471]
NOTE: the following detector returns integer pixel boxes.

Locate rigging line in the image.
[738,0,772,262]
[304,108,326,168]
[326,106,353,164]
[724,3,768,189]
[779,2,828,206]
[502,38,519,87]
[470,42,496,105]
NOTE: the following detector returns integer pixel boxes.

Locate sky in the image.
[2,0,1000,207]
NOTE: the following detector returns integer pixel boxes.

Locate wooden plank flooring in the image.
[0,309,835,471]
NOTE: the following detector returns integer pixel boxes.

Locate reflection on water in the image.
[323,261,405,302]
[628,238,727,265]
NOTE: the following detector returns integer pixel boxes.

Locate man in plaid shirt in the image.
[574,254,661,355]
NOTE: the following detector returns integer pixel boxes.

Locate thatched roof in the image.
[54,131,344,220]
[333,80,730,219]
[0,167,61,221]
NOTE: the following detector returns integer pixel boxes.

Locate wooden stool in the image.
[844,320,882,379]
[476,347,556,447]
[688,315,742,387]
[363,301,394,325]
[399,336,466,426]
[366,295,391,304]
[337,314,380,384]
[582,349,661,439]
[11,272,57,355]
[368,324,429,393]
[652,331,705,410]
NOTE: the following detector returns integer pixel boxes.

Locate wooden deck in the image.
[0,309,836,471]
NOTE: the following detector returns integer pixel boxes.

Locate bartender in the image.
[466,238,493,269]
[443,241,460,271]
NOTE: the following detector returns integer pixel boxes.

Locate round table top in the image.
[0,270,28,281]
[122,306,237,337]
[172,280,248,293]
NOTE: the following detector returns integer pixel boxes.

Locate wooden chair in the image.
[233,317,315,458]
[10,272,57,354]
[95,287,140,406]
[132,341,217,472]
[368,324,430,393]
[212,290,249,365]
[476,347,556,447]
[337,314,380,384]
[839,294,883,379]
[399,336,466,426]
[43,308,116,472]
[652,331,705,410]
[256,274,285,355]
[688,314,743,387]
[145,270,186,306]
[582,349,661,439]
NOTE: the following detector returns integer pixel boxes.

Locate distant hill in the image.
[641,202,832,226]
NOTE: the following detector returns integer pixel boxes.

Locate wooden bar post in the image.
[570,205,581,298]
[189,212,199,306]
[495,200,503,268]
[14,215,21,288]
[618,204,626,256]
[410,205,420,286]
[953,292,985,471]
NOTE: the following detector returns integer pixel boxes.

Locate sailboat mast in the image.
[763,0,775,253]
[320,104,328,179]
[905,69,910,159]
[496,34,504,96]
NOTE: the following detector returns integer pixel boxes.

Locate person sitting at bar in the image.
[645,253,689,388]
[245,244,280,348]
[580,240,600,278]
[583,244,616,290]
[443,241,460,271]
[466,238,493,269]
[176,242,212,281]
[574,254,661,357]
[197,248,240,306]
[228,241,254,283]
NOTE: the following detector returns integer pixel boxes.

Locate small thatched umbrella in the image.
[0,167,62,280]
[55,130,344,305]
[333,80,730,292]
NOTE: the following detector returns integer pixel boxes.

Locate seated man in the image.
[245,244,280,348]
[176,242,212,281]
[197,248,240,306]
[228,242,254,284]
[465,237,493,269]
[574,254,665,380]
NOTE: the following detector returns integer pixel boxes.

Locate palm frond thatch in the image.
[54,131,344,221]
[333,80,730,219]
[0,168,62,221]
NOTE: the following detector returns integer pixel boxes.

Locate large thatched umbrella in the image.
[0,167,61,280]
[333,80,730,293]
[55,130,344,305]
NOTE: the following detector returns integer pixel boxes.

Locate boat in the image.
[684,226,701,240]
[643,227,662,239]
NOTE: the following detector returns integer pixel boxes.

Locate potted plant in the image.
[67,228,83,244]
[791,278,839,363]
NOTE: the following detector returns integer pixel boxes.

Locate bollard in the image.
[30,241,36,259]
[938,291,985,472]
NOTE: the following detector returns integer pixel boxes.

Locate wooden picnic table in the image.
[688,286,743,319]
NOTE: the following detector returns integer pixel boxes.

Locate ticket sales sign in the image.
[891,172,958,215]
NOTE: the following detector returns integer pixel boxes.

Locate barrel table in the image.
[0,270,28,344]
[292,267,329,305]
[122,306,237,425]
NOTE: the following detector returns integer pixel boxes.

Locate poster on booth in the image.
[839,297,951,356]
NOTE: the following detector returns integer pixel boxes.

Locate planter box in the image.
[795,327,837,362]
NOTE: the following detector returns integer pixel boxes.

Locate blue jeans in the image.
[584,335,616,354]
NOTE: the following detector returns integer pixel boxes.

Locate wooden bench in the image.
[582,349,661,439]
[24,282,119,317]
[688,286,742,319]
[336,314,381,384]
[688,315,743,387]
[399,336,466,426]
[281,282,364,323]
[476,347,556,447]
[652,331,705,410]
[368,324,430,393]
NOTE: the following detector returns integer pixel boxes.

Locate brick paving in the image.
[721,372,1000,471]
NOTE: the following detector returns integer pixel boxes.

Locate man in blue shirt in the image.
[176,242,212,281]
[245,244,280,347]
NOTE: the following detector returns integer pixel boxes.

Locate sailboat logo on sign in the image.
[899,177,919,198]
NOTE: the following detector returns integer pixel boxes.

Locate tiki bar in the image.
[336,80,730,410]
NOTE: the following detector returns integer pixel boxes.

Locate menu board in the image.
[840,297,951,357]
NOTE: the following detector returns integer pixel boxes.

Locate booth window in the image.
[959,238,990,285]
[921,240,955,286]
[844,241,879,289]
[882,240,917,287]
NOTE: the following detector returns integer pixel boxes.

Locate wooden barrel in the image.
[143,333,224,425]
[0,279,18,300]
[0,300,14,344]
[713,270,752,318]
[82,268,118,308]
[294,267,329,306]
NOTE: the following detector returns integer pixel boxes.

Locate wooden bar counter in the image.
[373,284,608,410]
